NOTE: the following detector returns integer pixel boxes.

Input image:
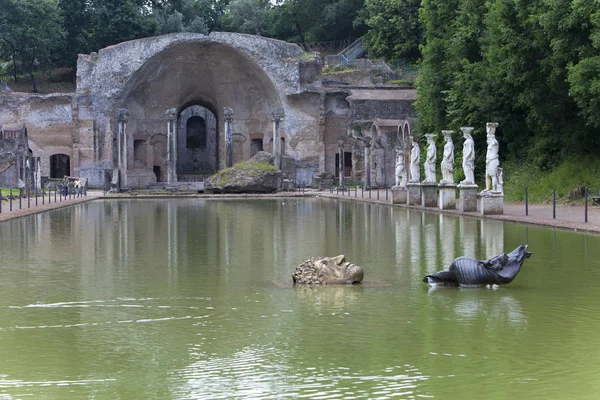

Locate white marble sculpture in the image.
[409,136,420,183]
[460,127,475,185]
[394,146,407,188]
[423,134,437,183]
[440,130,454,184]
[484,122,501,193]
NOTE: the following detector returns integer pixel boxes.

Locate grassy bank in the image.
[503,157,600,203]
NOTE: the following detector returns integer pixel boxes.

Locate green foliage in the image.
[503,157,600,202]
[0,0,66,91]
[358,0,421,61]
[416,0,600,174]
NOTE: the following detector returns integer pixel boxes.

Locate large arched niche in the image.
[118,40,284,182]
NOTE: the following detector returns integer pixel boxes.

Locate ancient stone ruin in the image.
[0,32,416,191]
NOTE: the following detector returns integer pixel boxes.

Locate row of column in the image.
[392,122,504,215]
[111,107,285,191]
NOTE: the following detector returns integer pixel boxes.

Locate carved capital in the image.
[460,126,474,137]
[337,136,345,147]
[363,136,372,148]
[166,108,177,121]
[270,108,285,122]
[117,108,129,123]
[486,122,499,137]
[223,107,234,122]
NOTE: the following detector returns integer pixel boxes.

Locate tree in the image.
[0,0,65,92]
[358,0,421,61]
[222,0,271,35]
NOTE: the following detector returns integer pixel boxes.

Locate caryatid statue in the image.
[423,133,437,183]
[460,127,475,185]
[394,145,407,188]
[409,136,420,183]
[440,130,454,184]
[484,122,501,192]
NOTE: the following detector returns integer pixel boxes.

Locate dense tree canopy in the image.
[2,0,600,172]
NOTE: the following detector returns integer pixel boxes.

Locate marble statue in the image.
[292,255,364,285]
[409,136,420,183]
[484,122,500,193]
[394,146,407,187]
[423,245,531,287]
[423,134,437,183]
[460,127,475,185]
[440,130,454,184]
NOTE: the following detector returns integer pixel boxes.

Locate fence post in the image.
[553,188,556,219]
[35,188,38,206]
[19,190,22,209]
[10,189,12,211]
[585,189,589,223]
[525,187,529,216]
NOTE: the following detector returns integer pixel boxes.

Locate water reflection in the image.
[2,198,600,399]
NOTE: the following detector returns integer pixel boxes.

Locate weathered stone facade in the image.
[0,32,416,189]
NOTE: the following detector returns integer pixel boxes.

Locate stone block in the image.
[458,184,478,212]
[439,184,457,210]
[391,186,408,204]
[407,183,421,205]
[480,192,504,215]
[421,183,438,207]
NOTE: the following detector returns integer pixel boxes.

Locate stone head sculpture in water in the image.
[423,245,532,287]
[292,255,364,285]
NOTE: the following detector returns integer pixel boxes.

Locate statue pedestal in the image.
[457,184,478,212]
[479,191,504,215]
[439,184,456,210]
[391,186,408,204]
[421,182,438,207]
[407,183,421,205]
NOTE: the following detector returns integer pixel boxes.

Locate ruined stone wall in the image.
[75,32,323,187]
[0,93,77,179]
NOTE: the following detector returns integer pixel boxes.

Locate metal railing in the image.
[0,184,87,215]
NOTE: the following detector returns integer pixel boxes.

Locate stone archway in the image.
[111,37,288,187]
[177,105,218,179]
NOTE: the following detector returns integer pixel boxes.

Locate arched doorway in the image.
[177,105,218,179]
[116,39,284,187]
[50,154,70,178]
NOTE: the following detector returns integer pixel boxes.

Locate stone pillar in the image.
[271,108,284,169]
[363,136,372,189]
[115,108,129,191]
[338,136,345,188]
[35,157,41,190]
[224,107,234,168]
[166,108,177,185]
[439,129,456,210]
[457,126,477,212]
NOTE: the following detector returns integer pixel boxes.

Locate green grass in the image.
[503,156,600,203]
[210,161,277,187]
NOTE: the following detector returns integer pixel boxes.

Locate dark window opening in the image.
[50,154,70,178]
[153,166,162,182]
[250,138,263,157]
[335,152,353,178]
[186,116,206,149]
[134,140,145,164]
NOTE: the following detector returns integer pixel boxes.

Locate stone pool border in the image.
[1,189,599,235]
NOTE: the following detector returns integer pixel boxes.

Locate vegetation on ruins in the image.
[2,0,600,196]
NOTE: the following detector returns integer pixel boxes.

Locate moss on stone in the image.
[210,161,278,187]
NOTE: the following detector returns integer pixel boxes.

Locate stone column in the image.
[439,129,456,210]
[271,108,284,169]
[363,136,372,189]
[457,126,477,212]
[338,136,345,189]
[116,108,129,190]
[421,133,438,207]
[166,108,177,185]
[224,107,234,168]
